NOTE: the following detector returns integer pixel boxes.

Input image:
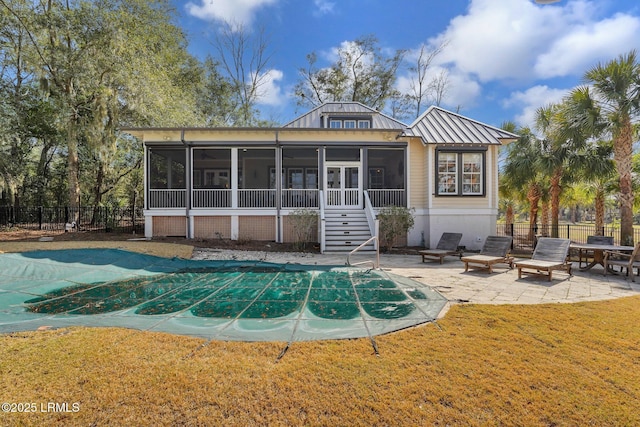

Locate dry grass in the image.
[0,240,193,259]
[2,236,640,425]
[2,298,640,426]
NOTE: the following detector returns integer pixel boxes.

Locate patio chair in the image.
[578,235,614,268]
[460,235,514,273]
[603,243,640,282]
[419,232,463,264]
[514,237,572,282]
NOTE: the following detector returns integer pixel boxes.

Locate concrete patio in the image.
[192,248,640,310]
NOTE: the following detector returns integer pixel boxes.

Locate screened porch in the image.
[146,146,406,210]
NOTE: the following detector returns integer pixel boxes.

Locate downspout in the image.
[275,130,281,243]
[181,129,192,239]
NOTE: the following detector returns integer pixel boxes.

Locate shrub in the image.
[289,208,318,251]
[377,206,415,252]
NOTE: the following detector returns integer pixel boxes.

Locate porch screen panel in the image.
[282,147,319,208]
[367,148,406,207]
[192,149,231,208]
[238,148,276,208]
[148,148,186,208]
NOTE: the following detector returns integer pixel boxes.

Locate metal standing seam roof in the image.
[122,103,517,146]
[407,106,519,145]
[283,102,408,130]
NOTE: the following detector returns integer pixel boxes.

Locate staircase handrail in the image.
[347,235,380,269]
[319,190,326,253]
[363,191,378,250]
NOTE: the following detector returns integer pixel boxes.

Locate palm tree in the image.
[574,143,616,235]
[570,50,640,245]
[534,100,597,238]
[501,125,547,241]
[535,104,570,237]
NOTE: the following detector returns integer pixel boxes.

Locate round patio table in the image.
[569,243,634,271]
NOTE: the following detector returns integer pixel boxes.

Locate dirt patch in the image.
[0,227,421,257]
[0,227,319,258]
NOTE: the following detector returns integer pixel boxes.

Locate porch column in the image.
[143,145,148,210]
[184,143,192,238]
[362,147,368,191]
[231,148,238,209]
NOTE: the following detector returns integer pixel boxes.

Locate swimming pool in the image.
[0,249,448,342]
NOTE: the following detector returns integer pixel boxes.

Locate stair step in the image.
[326,228,370,233]
[322,209,374,253]
[325,245,376,251]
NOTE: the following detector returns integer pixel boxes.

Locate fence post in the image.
[567,224,570,241]
[38,206,43,230]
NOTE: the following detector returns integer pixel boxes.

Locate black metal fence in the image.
[496,223,640,253]
[0,206,144,233]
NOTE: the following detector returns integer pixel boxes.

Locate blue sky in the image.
[175,0,640,129]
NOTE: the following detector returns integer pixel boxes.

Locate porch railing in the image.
[148,189,186,208]
[238,189,276,208]
[192,189,231,208]
[368,189,406,207]
[147,188,405,209]
[281,189,319,208]
[326,189,360,207]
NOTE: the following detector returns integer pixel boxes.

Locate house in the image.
[124,102,517,252]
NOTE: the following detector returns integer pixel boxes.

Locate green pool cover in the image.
[0,249,447,342]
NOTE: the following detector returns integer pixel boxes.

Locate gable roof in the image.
[283,102,407,130]
[407,106,518,145]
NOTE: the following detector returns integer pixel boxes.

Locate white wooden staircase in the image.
[324,209,375,252]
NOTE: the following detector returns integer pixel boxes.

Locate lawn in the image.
[2,297,639,426]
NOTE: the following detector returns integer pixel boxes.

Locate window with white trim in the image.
[462,153,483,194]
[327,117,372,128]
[437,152,457,194]
[436,150,485,196]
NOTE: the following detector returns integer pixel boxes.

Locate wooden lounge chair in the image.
[514,237,572,282]
[419,232,463,264]
[603,243,640,282]
[461,236,513,273]
[578,235,614,268]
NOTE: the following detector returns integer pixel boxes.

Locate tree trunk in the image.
[527,183,541,241]
[67,113,81,223]
[506,204,514,236]
[541,201,550,237]
[595,188,605,236]
[614,118,634,245]
[549,168,562,237]
[91,162,105,226]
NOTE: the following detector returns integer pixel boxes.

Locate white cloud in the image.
[255,69,286,106]
[313,0,335,16]
[186,0,278,26]
[431,0,640,82]
[503,85,568,128]
[535,13,640,78]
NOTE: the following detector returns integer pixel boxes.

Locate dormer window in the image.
[327,117,372,129]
